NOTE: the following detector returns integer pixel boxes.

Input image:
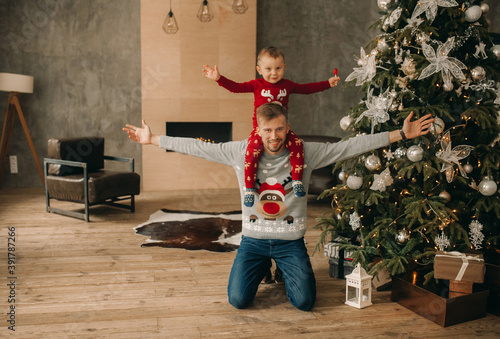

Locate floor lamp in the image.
[0,72,44,187]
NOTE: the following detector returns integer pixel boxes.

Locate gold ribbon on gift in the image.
[435,251,484,281]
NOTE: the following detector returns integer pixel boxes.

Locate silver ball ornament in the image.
[396,229,409,244]
[377,38,389,52]
[377,0,392,10]
[463,163,473,174]
[340,116,353,131]
[443,82,454,92]
[471,66,486,82]
[365,155,382,171]
[478,178,497,196]
[465,5,482,22]
[491,45,500,60]
[439,190,451,202]
[407,145,424,162]
[394,147,407,159]
[429,117,445,135]
[347,175,363,190]
[338,171,348,181]
[480,3,489,14]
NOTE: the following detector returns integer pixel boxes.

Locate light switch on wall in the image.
[9,155,18,174]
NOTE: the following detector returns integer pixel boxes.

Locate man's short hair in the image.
[257,46,285,64]
[256,102,289,126]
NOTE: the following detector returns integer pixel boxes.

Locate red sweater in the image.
[217,76,331,128]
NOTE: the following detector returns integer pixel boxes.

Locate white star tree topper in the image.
[418,37,466,87]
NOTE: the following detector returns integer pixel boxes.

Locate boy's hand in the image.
[328,69,340,87]
[202,64,221,81]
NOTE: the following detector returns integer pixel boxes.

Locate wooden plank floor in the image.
[0,188,499,338]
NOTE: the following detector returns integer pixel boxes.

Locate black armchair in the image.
[301,135,342,196]
[44,137,140,222]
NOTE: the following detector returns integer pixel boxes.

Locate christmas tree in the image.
[315,0,500,280]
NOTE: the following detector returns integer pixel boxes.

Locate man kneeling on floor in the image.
[123,102,433,311]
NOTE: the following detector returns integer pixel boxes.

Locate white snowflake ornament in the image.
[435,231,450,251]
[469,220,485,250]
[350,212,361,231]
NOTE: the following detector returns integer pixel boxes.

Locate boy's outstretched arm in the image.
[202,64,221,81]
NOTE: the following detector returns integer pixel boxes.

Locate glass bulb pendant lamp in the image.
[163,0,179,34]
[197,0,214,22]
[232,0,248,14]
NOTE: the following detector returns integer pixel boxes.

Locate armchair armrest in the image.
[44,158,87,169]
[103,155,135,172]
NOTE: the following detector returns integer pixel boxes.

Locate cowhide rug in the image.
[134,209,242,252]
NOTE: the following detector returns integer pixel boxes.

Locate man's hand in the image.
[402,111,434,139]
[123,119,154,145]
[202,64,221,81]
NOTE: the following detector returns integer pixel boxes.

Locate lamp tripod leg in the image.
[0,102,16,186]
[11,96,44,183]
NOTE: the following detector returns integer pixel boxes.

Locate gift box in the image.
[324,241,353,259]
[371,266,392,290]
[329,257,354,279]
[391,270,489,327]
[449,280,473,298]
[434,251,485,283]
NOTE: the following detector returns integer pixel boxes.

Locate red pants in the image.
[244,129,304,189]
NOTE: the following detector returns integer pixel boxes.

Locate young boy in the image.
[203,46,339,207]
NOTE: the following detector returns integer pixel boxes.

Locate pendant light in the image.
[163,0,179,34]
[197,0,214,22]
[232,0,248,14]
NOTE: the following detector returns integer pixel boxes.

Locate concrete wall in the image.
[0,0,141,188]
[257,0,380,138]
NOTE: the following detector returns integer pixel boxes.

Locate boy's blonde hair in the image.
[257,46,285,64]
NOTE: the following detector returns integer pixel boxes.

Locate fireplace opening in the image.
[166,122,232,150]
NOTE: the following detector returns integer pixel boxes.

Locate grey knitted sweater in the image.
[159,132,390,240]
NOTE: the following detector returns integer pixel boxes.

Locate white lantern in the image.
[345,263,373,309]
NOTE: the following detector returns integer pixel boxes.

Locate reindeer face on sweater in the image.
[251,177,294,223]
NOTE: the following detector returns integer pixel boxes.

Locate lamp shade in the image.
[0,72,34,93]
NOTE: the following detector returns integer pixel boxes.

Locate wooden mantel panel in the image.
[141,0,256,191]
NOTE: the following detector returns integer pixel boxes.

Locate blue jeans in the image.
[227,236,316,311]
